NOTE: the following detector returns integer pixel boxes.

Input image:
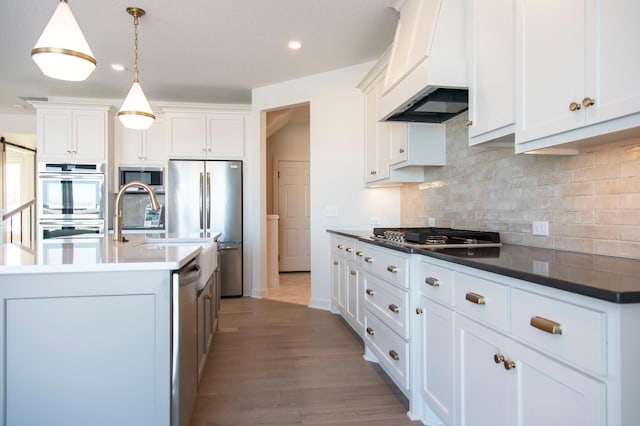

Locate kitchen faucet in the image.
[113,181,161,242]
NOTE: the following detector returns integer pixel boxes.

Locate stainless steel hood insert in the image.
[386,88,468,123]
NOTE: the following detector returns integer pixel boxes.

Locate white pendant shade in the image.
[118,81,155,130]
[31,1,96,81]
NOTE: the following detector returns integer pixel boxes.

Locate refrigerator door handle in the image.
[219,245,240,251]
[199,172,204,229]
[206,172,211,229]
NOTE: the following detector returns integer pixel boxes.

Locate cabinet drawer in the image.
[456,272,509,331]
[365,313,409,391]
[416,258,455,306]
[511,289,606,375]
[363,274,409,339]
[331,236,356,261]
[361,245,409,289]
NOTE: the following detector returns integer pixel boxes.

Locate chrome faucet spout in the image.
[113,181,161,242]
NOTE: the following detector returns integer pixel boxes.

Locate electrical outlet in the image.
[532,221,549,236]
[324,205,338,217]
[532,259,550,276]
[427,217,436,227]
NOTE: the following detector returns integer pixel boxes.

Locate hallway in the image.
[189,298,421,426]
[265,272,311,306]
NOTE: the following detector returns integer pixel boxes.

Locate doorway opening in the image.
[265,104,310,305]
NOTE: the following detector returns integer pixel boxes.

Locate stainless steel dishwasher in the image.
[171,256,202,426]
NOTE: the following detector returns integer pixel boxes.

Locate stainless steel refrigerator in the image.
[168,160,242,297]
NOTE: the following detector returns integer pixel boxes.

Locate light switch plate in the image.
[532,221,549,236]
[427,217,436,227]
[324,205,338,217]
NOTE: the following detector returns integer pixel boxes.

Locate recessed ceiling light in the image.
[111,63,125,72]
[288,40,302,50]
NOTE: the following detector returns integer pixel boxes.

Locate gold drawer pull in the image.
[366,327,375,336]
[365,288,375,296]
[465,292,486,305]
[389,350,400,361]
[345,247,353,253]
[465,119,473,126]
[364,257,374,264]
[355,251,363,257]
[530,316,563,335]
[425,276,440,287]
[337,244,344,250]
[387,265,398,273]
[333,261,338,265]
[494,354,505,364]
[503,359,516,370]
[416,308,424,315]
[388,304,400,313]
[350,270,356,276]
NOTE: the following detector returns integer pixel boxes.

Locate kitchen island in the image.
[0,234,219,426]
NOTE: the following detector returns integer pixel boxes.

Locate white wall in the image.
[0,113,36,136]
[251,63,401,310]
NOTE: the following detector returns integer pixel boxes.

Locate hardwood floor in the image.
[265,272,311,306]
[189,298,422,426]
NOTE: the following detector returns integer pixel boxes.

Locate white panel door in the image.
[277,160,310,271]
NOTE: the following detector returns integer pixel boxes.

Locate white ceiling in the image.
[0,0,398,115]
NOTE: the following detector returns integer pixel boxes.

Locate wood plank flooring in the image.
[189,297,422,426]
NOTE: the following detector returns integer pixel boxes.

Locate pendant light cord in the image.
[133,13,139,83]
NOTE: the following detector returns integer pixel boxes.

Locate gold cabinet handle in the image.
[503,359,516,370]
[465,119,473,126]
[365,288,375,296]
[350,270,356,276]
[345,247,353,253]
[425,276,440,287]
[530,316,563,335]
[333,261,339,265]
[364,257,374,264]
[399,148,405,154]
[337,244,345,250]
[465,292,486,305]
[388,304,400,313]
[582,97,595,107]
[388,350,400,361]
[386,265,399,273]
[416,308,424,315]
[355,251,363,257]
[569,101,581,111]
[494,354,505,364]
[366,327,375,336]
[205,293,212,300]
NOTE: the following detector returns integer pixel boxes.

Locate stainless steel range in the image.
[372,227,502,249]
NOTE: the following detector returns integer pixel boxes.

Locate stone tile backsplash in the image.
[400,113,640,259]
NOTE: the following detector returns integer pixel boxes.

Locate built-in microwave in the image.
[119,167,164,193]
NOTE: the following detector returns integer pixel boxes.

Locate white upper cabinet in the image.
[165,108,248,159]
[467,0,515,146]
[116,115,166,166]
[515,0,640,153]
[33,102,113,163]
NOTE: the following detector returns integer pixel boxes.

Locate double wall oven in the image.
[38,163,106,239]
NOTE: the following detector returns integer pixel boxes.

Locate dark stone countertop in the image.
[327,229,640,304]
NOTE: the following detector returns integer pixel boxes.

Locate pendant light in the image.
[118,7,155,130]
[31,0,96,81]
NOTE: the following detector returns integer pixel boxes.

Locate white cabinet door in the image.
[468,0,515,145]
[510,338,606,426]
[118,117,166,165]
[417,296,455,425]
[516,0,587,145]
[330,254,345,314]
[457,316,514,426]
[167,115,207,157]
[364,82,379,182]
[345,263,361,333]
[38,109,108,161]
[208,115,244,158]
[515,0,640,152]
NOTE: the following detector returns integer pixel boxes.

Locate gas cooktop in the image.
[372,227,501,249]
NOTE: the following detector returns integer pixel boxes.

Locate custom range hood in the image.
[378,0,468,124]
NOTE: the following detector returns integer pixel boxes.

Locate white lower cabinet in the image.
[457,315,605,426]
[330,236,364,336]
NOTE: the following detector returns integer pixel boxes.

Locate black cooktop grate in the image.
[372,227,501,244]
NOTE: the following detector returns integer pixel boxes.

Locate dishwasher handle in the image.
[178,262,202,288]
[219,245,240,251]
